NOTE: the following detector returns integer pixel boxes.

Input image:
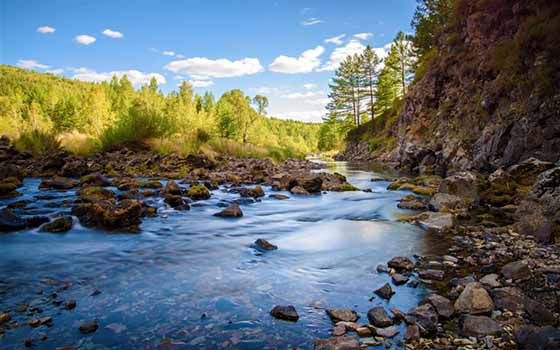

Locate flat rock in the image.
[314,336,360,350]
[454,282,495,314]
[461,315,501,336]
[373,326,399,338]
[326,309,359,323]
[367,307,393,328]
[270,305,299,321]
[416,212,454,233]
[418,269,445,281]
[374,283,394,300]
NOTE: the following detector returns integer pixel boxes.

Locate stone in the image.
[391,273,409,285]
[438,171,481,204]
[79,321,98,334]
[270,305,299,321]
[404,325,420,342]
[0,208,27,232]
[290,185,310,195]
[461,315,501,337]
[77,186,115,202]
[374,283,394,300]
[367,307,393,328]
[373,326,399,338]
[270,194,289,200]
[39,176,77,190]
[164,180,182,195]
[407,304,438,336]
[501,260,531,281]
[422,294,454,318]
[254,238,278,251]
[214,202,243,218]
[314,336,360,350]
[0,313,11,324]
[418,269,445,281]
[80,173,111,187]
[41,216,73,233]
[387,256,414,271]
[480,274,501,288]
[326,309,359,323]
[356,326,372,337]
[508,158,554,186]
[389,307,407,321]
[72,199,143,231]
[397,195,426,210]
[239,186,265,198]
[29,317,52,327]
[298,176,323,193]
[492,287,555,326]
[187,185,210,200]
[416,212,454,233]
[429,193,465,211]
[454,282,495,314]
[376,264,389,273]
[515,325,560,350]
[164,194,190,210]
[332,324,346,336]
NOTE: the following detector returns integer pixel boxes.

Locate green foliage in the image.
[411,0,454,57]
[14,129,60,155]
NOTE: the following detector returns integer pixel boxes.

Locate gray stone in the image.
[326,309,359,323]
[367,307,393,328]
[314,336,360,350]
[454,282,495,314]
[461,315,501,336]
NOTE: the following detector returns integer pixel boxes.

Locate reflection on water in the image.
[0,161,447,349]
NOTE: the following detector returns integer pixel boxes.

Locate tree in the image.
[360,45,382,125]
[252,95,269,115]
[411,0,454,57]
[389,31,416,95]
[327,55,364,128]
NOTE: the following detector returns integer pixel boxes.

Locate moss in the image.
[136,180,163,189]
[0,183,18,195]
[187,184,210,200]
[398,183,436,196]
[337,183,360,191]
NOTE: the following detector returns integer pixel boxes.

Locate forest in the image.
[0,65,320,160]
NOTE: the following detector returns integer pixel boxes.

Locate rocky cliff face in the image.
[395,0,560,175]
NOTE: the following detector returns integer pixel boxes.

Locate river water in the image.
[0,161,448,349]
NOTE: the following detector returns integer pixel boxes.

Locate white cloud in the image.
[46,68,64,75]
[284,90,325,100]
[17,59,49,70]
[269,46,324,74]
[164,57,263,78]
[175,54,185,59]
[37,26,55,34]
[325,34,346,45]
[163,50,176,56]
[303,83,316,90]
[102,29,123,39]
[354,32,373,40]
[71,67,166,86]
[301,17,324,26]
[317,39,366,71]
[188,80,214,88]
[74,35,96,45]
[271,109,325,122]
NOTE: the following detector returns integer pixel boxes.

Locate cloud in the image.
[284,90,325,100]
[46,68,64,75]
[74,35,96,45]
[102,29,123,39]
[303,83,316,90]
[325,34,346,45]
[164,57,263,78]
[269,46,324,74]
[188,80,214,88]
[37,26,55,34]
[71,67,166,86]
[17,59,49,70]
[301,17,324,26]
[354,32,373,40]
[271,109,325,122]
[317,39,366,71]
[162,50,176,56]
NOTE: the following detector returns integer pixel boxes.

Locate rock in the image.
[77,186,115,202]
[389,307,407,321]
[508,157,554,186]
[28,317,52,327]
[0,208,27,232]
[454,282,495,314]
[461,315,501,336]
[407,304,438,336]
[438,171,481,204]
[515,325,560,350]
[214,202,243,218]
[254,238,278,251]
[136,180,163,189]
[404,325,421,342]
[187,184,210,200]
[26,216,49,228]
[501,260,531,281]
[239,186,265,198]
[480,274,501,288]
[376,264,389,273]
[374,283,395,300]
[331,324,346,336]
[270,305,299,321]
[492,287,555,326]
[421,294,454,318]
[62,160,88,177]
[314,336,360,350]
[373,326,399,338]
[397,195,426,210]
[164,194,190,210]
[79,321,98,334]
[64,300,76,310]
[356,326,372,337]
[269,194,289,200]
[41,216,73,233]
[72,199,143,231]
[164,180,182,195]
[391,274,409,285]
[39,176,77,190]
[429,193,465,211]
[418,269,445,281]
[298,176,323,193]
[388,256,414,271]
[79,173,111,187]
[326,309,359,323]
[290,185,310,195]
[0,313,11,324]
[367,307,393,327]
[416,212,454,233]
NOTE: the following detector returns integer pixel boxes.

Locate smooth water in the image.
[0,162,447,349]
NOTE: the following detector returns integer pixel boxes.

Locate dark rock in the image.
[239,186,265,198]
[64,300,76,310]
[72,199,143,231]
[62,160,88,177]
[374,283,395,300]
[421,294,454,318]
[41,216,73,233]
[270,305,299,321]
[331,324,346,336]
[187,184,210,200]
[214,202,243,218]
[367,307,393,327]
[77,186,115,202]
[391,273,409,285]
[39,177,77,190]
[326,309,359,323]
[79,321,98,334]
[515,325,560,350]
[254,238,277,251]
[0,208,27,232]
[376,264,389,273]
[407,304,438,336]
[0,313,11,324]
[388,256,414,271]
[164,180,182,195]
[404,324,420,342]
[508,158,554,186]
[269,194,289,200]
[373,326,399,338]
[164,194,190,210]
[461,315,501,337]
[314,336,360,350]
[454,282,494,314]
[501,260,531,281]
[79,173,111,187]
[418,269,445,281]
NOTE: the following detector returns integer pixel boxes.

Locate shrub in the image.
[14,129,60,155]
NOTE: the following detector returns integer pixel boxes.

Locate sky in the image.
[1,0,417,122]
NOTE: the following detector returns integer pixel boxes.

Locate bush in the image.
[15,130,60,155]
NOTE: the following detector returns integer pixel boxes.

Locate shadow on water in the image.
[0,161,449,349]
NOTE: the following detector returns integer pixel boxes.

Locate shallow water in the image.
[0,161,448,349]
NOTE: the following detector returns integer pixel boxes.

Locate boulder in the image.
[214,202,243,218]
[397,195,426,210]
[492,287,555,326]
[416,212,454,233]
[391,273,409,285]
[461,315,501,337]
[164,180,182,195]
[388,256,415,271]
[438,171,481,204]
[298,176,323,193]
[164,194,190,210]
[239,186,265,198]
[77,186,115,202]
[421,294,454,318]
[61,160,88,177]
[374,283,395,300]
[508,158,554,186]
[407,304,438,336]
[501,260,531,281]
[515,325,560,350]
[373,326,399,338]
[254,238,277,251]
[270,305,299,321]
[39,176,77,190]
[314,336,360,350]
[72,199,143,231]
[79,321,98,334]
[404,324,421,342]
[454,282,495,314]
[367,307,393,327]
[0,208,27,232]
[290,186,310,195]
[480,274,501,288]
[418,269,445,281]
[187,184,210,200]
[326,309,359,323]
[429,193,465,211]
[41,216,73,233]
[79,173,111,187]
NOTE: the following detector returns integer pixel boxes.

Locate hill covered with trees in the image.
[0,65,320,159]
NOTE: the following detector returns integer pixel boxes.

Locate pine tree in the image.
[360,45,382,125]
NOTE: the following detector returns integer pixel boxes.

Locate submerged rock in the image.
[0,208,27,232]
[270,305,299,321]
[239,186,265,198]
[269,194,289,200]
[254,238,277,251]
[72,199,143,231]
[79,321,98,334]
[214,202,243,218]
[164,194,190,210]
[326,309,359,323]
[41,216,73,233]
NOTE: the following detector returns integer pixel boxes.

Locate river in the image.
[0,161,449,349]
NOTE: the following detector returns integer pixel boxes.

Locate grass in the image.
[14,129,61,155]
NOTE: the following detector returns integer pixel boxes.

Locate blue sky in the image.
[1,0,416,122]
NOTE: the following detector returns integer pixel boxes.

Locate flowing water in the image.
[0,161,448,349]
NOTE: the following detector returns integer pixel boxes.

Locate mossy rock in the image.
[0,183,18,195]
[187,185,210,200]
[336,183,360,191]
[398,183,436,196]
[78,186,115,202]
[137,180,163,189]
